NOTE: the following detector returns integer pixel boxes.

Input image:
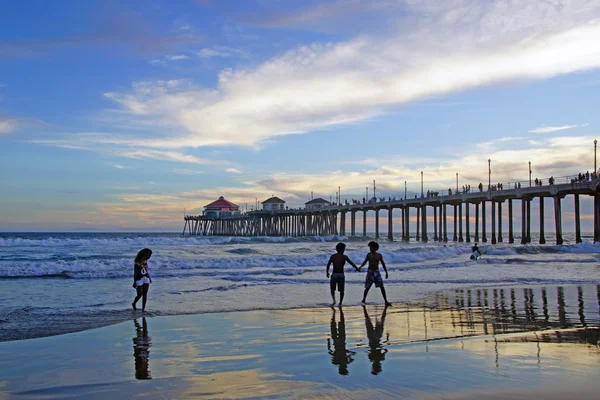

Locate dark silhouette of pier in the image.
[183,173,600,244]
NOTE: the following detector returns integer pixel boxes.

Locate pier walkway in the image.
[183,173,600,244]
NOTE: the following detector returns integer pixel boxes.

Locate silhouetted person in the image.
[132,248,153,311]
[363,305,389,375]
[327,307,355,375]
[358,241,391,306]
[326,242,359,306]
[133,318,152,379]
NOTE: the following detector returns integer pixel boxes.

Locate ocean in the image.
[1,232,599,342]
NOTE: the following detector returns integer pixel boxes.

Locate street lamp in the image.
[594,139,597,173]
[366,187,368,202]
[488,159,491,190]
[338,186,341,204]
[421,171,424,197]
[405,180,407,199]
[528,161,532,187]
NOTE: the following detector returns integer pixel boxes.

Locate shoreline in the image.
[2,280,598,343]
[1,282,598,399]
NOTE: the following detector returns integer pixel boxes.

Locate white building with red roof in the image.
[203,196,241,218]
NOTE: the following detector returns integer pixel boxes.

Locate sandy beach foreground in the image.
[0,284,599,399]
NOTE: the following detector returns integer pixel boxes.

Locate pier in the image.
[183,174,600,244]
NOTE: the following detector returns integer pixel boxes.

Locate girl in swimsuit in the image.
[132,248,153,312]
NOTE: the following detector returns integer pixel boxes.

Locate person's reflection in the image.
[327,307,355,375]
[363,305,389,375]
[133,317,152,379]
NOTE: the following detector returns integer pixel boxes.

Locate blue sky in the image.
[1,0,600,231]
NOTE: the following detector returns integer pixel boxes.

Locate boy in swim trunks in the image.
[358,241,392,306]
[326,242,359,306]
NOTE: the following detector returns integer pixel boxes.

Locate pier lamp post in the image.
[373,180,376,202]
[528,161,532,187]
[456,173,459,193]
[338,186,341,204]
[488,159,491,190]
[594,139,597,173]
[366,187,368,202]
[421,171,424,197]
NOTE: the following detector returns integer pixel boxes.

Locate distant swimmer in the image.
[470,243,481,260]
[326,242,359,307]
[132,248,153,312]
[358,241,392,307]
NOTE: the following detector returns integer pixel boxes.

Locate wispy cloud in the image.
[0,117,19,134]
[529,124,589,133]
[113,164,131,169]
[172,168,205,175]
[98,1,600,150]
[197,46,249,58]
[226,168,242,174]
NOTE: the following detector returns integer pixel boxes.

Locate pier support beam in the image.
[363,210,367,237]
[405,207,410,241]
[497,201,503,243]
[508,199,514,244]
[453,205,458,241]
[458,203,463,242]
[526,199,531,243]
[438,205,443,241]
[443,204,448,242]
[422,206,428,242]
[416,207,421,241]
[521,200,527,244]
[388,207,393,241]
[539,197,546,244]
[401,208,406,241]
[475,203,479,242]
[375,209,380,239]
[574,194,582,243]
[595,194,600,243]
[340,212,345,236]
[351,211,356,236]
[554,196,563,245]
[482,201,487,243]
[491,201,496,244]
[433,206,438,241]
[465,203,470,243]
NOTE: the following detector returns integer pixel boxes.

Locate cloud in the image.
[0,117,19,134]
[113,164,131,169]
[99,1,600,150]
[172,168,205,175]
[226,168,242,174]
[117,149,222,165]
[166,55,189,61]
[529,124,589,133]
[0,7,202,58]
[197,46,249,59]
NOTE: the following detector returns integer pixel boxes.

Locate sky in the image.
[1,0,600,232]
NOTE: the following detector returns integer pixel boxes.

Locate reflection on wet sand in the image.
[362,305,389,375]
[327,307,355,375]
[133,318,152,380]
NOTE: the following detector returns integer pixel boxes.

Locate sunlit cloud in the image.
[226,168,242,174]
[0,117,19,134]
[113,164,131,169]
[528,124,588,133]
[95,1,600,151]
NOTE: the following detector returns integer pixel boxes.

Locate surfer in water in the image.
[132,248,152,312]
[470,243,481,260]
[326,242,359,306]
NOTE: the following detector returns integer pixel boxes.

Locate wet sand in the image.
[0,284,599,399]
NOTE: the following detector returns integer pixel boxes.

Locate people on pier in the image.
[326,242,359,307]
[358,241,391,306]
[478,183,483,192]
[132,248,152,312]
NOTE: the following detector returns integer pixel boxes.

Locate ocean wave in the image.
[0,235,347,248]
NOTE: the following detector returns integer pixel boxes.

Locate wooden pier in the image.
[183,175,600,244]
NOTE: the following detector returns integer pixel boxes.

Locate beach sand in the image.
[0,284,599,399]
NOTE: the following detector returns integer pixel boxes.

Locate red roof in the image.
[204,196,240,210]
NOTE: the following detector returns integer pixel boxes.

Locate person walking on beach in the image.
[326,242,359,306]
[358,241,391,306]
[132,248,152,312]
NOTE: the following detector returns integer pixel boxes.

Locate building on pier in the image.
[305,198,331,210]
[203,196,241,218]
[262,196,286,211]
